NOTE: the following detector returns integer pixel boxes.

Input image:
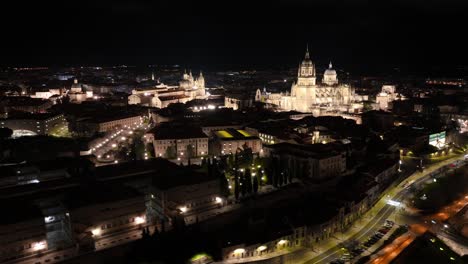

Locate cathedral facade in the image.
[256,48,356,113]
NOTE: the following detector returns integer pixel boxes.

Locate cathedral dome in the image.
[324,62,336,76]
[322,62,338,86]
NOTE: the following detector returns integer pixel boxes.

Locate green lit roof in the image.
[190,253,211,261]
[216,130,234,138]
[237,129,251,137]
[215,128,259,141]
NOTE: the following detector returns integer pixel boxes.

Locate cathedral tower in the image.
[297,46,316,86]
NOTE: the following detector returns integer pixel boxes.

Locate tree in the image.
[228,154,234,168]
[302,162,310,178]
[220,173,230,197]
[165,146,177,159]
[133,136,146,160]
[234,171,240,200]
[363,100,375,112]
[290,159,296,181]
[142,227,150,240]
[0,127,13,139]
[272,167,278,187]
[245,169,253,194]
[253,174,259,194]
[212,158,219,177]
[186,144,195,159]
[151,225,159,238]
[240,173,247,197]
[146,143,155,158]
[236,145,253,167]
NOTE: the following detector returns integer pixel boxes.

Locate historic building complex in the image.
[256,48,362,114]
[128,71,207,108]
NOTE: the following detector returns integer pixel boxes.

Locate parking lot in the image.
[330,220,395,264]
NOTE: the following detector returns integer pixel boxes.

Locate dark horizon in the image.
[2,0,468,76]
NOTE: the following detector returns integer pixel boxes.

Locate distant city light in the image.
[233,248,245,254]
[44,216,55,223]
[33,241,47,251]
[387,200,401,207]
[257,245,267,251]
[91,228,101,236]
[277,239,288,245]
[135,216,145,224]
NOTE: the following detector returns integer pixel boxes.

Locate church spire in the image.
[329,61,333,69]
[305,44,310,60]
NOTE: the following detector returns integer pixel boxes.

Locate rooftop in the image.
[1,111,62,121]
[96,158,216,190]
[265,142,344,159]
[0,96,51,107]
[0,200,44,225]
[149,123,208,140]
[214,128,259,140]
[63,183,143,209]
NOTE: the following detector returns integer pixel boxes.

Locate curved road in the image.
[303,157,464,264]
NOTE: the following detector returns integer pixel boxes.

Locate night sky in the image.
[2,0,468,74]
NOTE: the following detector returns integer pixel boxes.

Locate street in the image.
[303,155,466,264]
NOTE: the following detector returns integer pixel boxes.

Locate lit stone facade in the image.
[256,48,358,114]
[69,78,93,103]
[128,71,207,108]
[375,85,406,110]
[145,125,209,158]
[0,113,66,136]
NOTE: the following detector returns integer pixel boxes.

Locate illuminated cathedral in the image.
[256,47,360,114]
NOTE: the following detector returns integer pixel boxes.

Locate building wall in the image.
[70,196,147,249]
[153,137,209,158]
[165,179,221,224]
[97,115,143,133]
[224,97,253,110]
[0,218,48,263]
[5,101,52,113]
[212,138,262,156]
[0,114,66,135]
[222,227,308,261]
[266,149,346,180]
